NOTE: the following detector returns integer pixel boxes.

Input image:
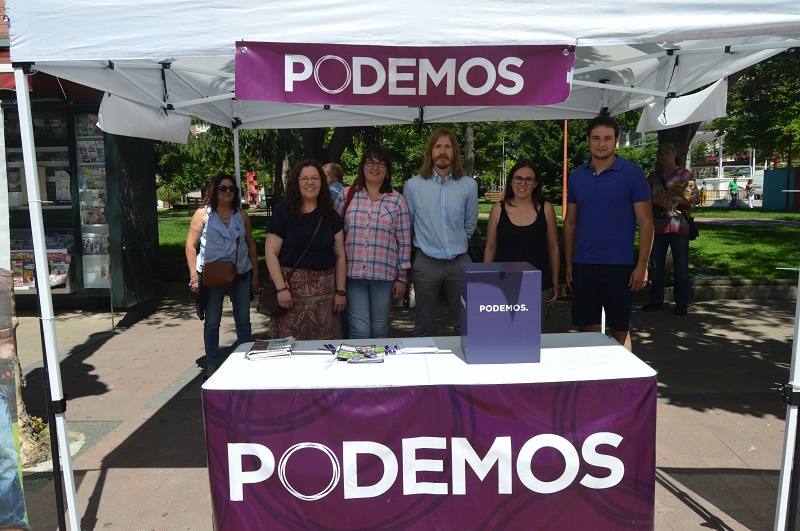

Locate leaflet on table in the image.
[11,249,71,288]
[397,337,439,354]
[246,337,294,360]
[335,344,387,363]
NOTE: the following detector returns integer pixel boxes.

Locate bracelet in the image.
[277,287,288,293]
[335,289,346,296]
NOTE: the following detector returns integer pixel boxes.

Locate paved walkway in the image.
[14,285,798,529]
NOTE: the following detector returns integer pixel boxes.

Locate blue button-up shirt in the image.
[404,173,478,260]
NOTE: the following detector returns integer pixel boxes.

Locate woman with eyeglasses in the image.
[335,145,411,339]
[483,160,560,320]
[265,160,346,340]
[186,174,259,376]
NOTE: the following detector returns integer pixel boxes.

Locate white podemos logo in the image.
[479,304,528,312]
[228,432,624,502]
[284,55,525,97]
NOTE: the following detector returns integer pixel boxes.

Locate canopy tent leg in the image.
[14,66,81,530]
[233,126,242,197]
[775,269,800,530]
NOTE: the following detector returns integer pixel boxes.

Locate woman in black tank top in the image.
[484,160,560,307]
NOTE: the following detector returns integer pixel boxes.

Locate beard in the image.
[434,156,451,169]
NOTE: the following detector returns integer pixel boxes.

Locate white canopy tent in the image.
[6,1,800,529]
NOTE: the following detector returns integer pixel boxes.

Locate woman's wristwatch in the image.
[335,289,346,296]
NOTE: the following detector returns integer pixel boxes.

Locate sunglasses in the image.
[217,185,236,192]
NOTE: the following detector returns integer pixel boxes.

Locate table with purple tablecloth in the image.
[202,332,656,530]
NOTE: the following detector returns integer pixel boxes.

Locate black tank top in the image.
[494,200,552,289]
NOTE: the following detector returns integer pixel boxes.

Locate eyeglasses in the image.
[511,176,537,185]
[365,160,387,169]
[299,176,322,183]
[216,185,236,192]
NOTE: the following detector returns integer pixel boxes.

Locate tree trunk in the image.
[657,122,702,166]
[272,137,286,201]
[464,123,475,176]
[8,286,50,466]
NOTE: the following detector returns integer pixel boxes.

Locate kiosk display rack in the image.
[4,99,159,307]
[74,112,110,289]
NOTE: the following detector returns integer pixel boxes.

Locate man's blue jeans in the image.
[204,271,252,368]
[649,233,691,306]
[0,383,26,529]
[346,279,393,339]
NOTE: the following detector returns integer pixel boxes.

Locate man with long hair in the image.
[564,115,653,351]
[404,127,478,336]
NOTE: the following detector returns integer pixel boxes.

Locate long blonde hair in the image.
[418,127,464,179]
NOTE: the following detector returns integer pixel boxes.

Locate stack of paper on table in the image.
[246,338,294,360]
[398,338,440,355]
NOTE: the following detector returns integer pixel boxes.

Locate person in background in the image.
[642,143,699,316]
[266,161,346,340]
[323,162,345,202]
[186,174,259,376]
[483,160,559,325]
[729,177,739,208]
[564,114,653,352]
[746,178,755,209]
[403,127,478,337]
[336,145,411,339]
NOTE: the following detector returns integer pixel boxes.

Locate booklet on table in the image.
[246,337,294,360]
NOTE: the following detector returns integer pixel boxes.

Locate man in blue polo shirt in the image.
[564,115,653,351]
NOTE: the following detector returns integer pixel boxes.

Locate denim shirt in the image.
[197,207,252,274]
[404,173,478,260]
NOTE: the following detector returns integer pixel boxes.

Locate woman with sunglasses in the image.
[186,174,259,376]
[484,160,560,321]
[265,160,347,340]
[335,145,411,339]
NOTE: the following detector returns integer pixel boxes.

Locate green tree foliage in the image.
[157,116,660,202]
[155,124,277,195]
[711,48,800,161]
[617,140,658,175]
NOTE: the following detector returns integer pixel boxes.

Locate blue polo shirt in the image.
[567,156,650,265]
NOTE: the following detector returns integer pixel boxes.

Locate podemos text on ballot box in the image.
[460,262,541,364]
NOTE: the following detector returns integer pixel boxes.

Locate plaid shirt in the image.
[335,187,412,282]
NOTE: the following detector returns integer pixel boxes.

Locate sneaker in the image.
[640,303,663,312]
[674,304,688,316]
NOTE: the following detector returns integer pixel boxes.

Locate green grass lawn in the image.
[157,210,270,281]
[693,207,800,221]
[689,224,800,279]
[159,208,800,282]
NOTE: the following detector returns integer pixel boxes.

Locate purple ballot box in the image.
[460,262,541,364]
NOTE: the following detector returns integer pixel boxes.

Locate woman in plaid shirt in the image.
[335,146,412,339]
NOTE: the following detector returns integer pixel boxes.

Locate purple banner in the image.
[235,41,575,106]
[204,377,656,530]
